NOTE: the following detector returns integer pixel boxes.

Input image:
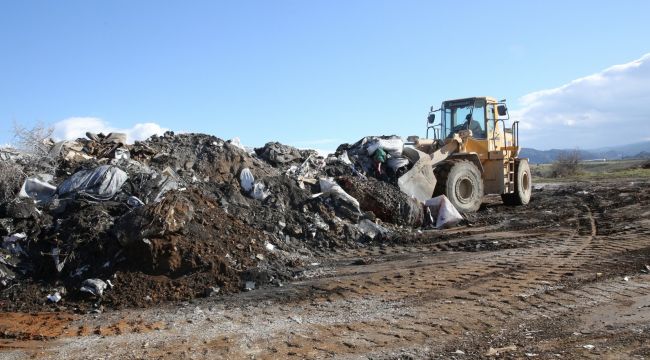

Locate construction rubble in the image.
[0,132,463,311]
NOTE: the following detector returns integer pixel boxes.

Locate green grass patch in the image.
[531,159,650,182]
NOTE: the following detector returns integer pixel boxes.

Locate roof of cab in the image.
[442,96,498,104]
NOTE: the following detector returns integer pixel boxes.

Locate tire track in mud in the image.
[271,196,650,356]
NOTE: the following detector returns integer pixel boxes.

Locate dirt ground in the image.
[1,177,650,359]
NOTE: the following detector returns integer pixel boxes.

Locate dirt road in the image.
[2,179,650,359]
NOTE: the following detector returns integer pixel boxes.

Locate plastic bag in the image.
[424,195,463,228]
[239,168,270,200]
[239,168,255,192]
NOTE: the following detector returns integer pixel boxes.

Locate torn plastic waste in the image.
[80,278,108,297]
[315,178,361,212]
[358,219,389,239]
[58,165,128,200]
[47,292,62,303]
[366,137,404,157]
[2,233,27,255]
[386,156,410,171]
[51,247,67,272]
[114,147,130,160]
[424,195,464,228]
[127,196,145,207]
[252,182,271,200]
[19,177,57,203]
[229,137,245,150]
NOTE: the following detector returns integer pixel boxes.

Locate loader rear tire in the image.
[501,159,532,206]
[434,160,483,213]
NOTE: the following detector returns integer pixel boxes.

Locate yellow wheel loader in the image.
[399,96,532,212]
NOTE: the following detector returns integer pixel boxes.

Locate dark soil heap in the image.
[0,132,431,312]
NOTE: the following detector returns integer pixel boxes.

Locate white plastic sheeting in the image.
[366,138,404,157]
[58,165,128,200]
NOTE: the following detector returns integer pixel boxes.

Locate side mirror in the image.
[427,113,436,124]
[497,104,508,116]
[430,105,434,112]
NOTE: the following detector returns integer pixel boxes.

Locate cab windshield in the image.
[441,99,487,139]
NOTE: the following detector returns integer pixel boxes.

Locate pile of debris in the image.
[0,132,462,311]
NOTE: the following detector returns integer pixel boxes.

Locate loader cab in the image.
[441,98,489,140]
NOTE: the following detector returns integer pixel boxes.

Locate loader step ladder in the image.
[504,159,515,193]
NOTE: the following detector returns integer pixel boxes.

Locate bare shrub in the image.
[551,149,582,178]
[12,121,54,157]
[11,121,58,174]
[0,161,26,202]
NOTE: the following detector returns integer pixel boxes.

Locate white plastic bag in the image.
[240,168,270,200]
[424,195,463,228]
[239,168,255,192]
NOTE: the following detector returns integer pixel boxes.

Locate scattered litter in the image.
[47,292,62,303]
[244,281,256,291]
[127,196,145,207]
[316,178,361,212]
[51,247,67,273]
[624,276,630,282]
[229,137,245,150]
[582,344,595,350]
[525,353,539,357]
[357,219,389,239]
[453,350,465,355]
[18,177,57,203]
[71,265,90,278]
[114,147,130,160]
[204,286,220,297]
[80,279,108,297]
[486,345,517,356]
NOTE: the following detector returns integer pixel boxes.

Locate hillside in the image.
[521,140,650,164]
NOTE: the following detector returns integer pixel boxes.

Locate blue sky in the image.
[1,1,649,151]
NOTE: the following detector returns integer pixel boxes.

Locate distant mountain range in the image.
[521,141,650,164]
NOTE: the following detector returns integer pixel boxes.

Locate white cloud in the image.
[512,53,650,149]
[53,117,168,144]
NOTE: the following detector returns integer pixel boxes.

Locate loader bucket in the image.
[398,147,436,203]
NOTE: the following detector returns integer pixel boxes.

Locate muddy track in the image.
[2,180,650,359]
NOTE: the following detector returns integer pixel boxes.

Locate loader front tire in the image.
[434,160,483,213]
[501,159,532,206]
